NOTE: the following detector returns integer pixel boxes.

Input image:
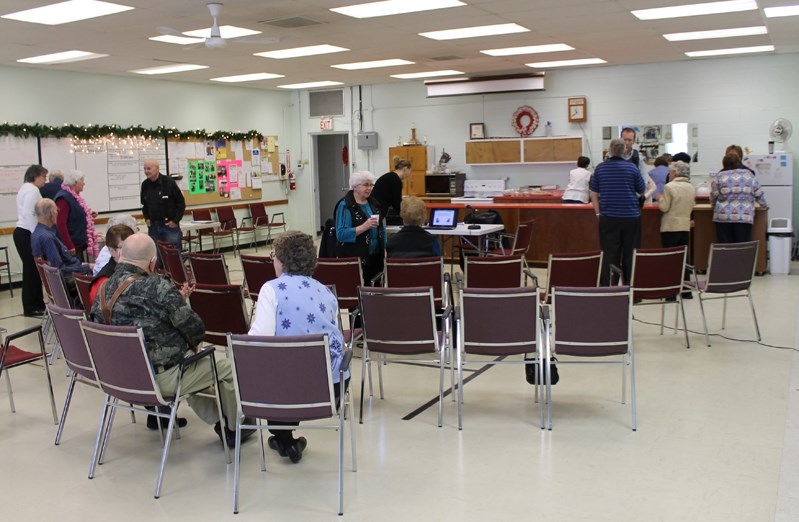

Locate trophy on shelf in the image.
[438,149,451,172]
[403,126,421,146]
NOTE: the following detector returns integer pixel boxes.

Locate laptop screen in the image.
[428,208,457,228]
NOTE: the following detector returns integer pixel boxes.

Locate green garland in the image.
[0,122,263,142]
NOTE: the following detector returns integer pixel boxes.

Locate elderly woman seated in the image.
[385,196,442,258]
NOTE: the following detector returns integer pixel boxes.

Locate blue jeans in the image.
[148,222,182,265]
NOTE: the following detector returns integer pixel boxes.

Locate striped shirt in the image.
[589,157,646,218]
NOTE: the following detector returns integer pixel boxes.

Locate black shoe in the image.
[23,309,45,318]
[214,420,256,448]
[665,296,677,302]
[681,292,693,300]
[286,437,307,464]
[268,436,288,457]
[147,414,188,430]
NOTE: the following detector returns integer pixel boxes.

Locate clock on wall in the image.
[568,97,587,123]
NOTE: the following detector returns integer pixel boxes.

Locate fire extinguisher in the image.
[288,170,296,190]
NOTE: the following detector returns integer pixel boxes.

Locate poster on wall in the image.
[188,159,217,194]
[216,159,242,198]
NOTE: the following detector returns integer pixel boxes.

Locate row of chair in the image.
[186,204,286,254]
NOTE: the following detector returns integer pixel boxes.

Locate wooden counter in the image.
[421,200,768,273]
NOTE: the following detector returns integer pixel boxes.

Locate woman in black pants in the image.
[13,165,48,317]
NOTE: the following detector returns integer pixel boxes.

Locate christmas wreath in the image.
[512,105,539,137]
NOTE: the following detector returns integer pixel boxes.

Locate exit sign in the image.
[320,118,333,131]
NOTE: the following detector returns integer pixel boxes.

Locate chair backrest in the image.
[552,286,632,357]
[629,246,687,300]
[47,304,95,381]
[189,284,250,346]
[161,244,189,285]
[191,208,215,234]
[705,241,759,293]
[459,286,539,356]
[543,250,602,303]
[463,255,524,288]
[227,333,336,422]
[72,273,94,313]
[42,264,72,308]
[239,254,277,301]
[215,206,237,231]
[248,203,269,226]
[359,286,438,355]
[315,257,363,310]
[509,219,535,256]
[35,257,55,302]
[383,256,444,307]
[80,320,165,407]
[188,252,230,285]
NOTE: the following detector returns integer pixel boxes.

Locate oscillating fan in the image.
[769,118,793,151]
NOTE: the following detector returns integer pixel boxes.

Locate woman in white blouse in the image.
[13,165,48,317]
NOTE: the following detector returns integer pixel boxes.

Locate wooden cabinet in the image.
[465,136,582,165]
[388,145,432,196]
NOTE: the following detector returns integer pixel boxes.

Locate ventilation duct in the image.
[425,74,545,97]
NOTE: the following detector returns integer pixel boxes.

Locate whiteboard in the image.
[0,136,40,222]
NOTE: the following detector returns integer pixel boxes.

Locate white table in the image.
[143,221,221,252]
[386,223,505,257]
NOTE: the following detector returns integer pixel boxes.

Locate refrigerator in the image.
[741,153,794,229]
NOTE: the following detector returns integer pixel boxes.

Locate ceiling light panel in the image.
[255,45,349,59]
[277,81,344,89]
[149,35,205,45]
[182,26,261,39]
[420,23,529,41]
[664,26,767,41]
[130,64,209,75]
[632,0,757,20]
[685,45,775,57]
[1,0,133,25]
[331,0,465,19]
[391,70,464,79]
[18,50,108,64]
[210,73,285,83]
[765,5,799,18]
[332,59,414,70]
[526,58,606,68]
[481,44,574,57]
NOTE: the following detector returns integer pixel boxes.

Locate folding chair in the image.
[227,333,356,515]
[0,324,58,424]
[193,208,232,253]
[457,254,525,289]
[358,286,452,427]
[315,257,365,350]
[685,241,761,346]
[457,286,544,429]
[539,250,603,304]
[188,252,230,285]
[189,284,249,346]
[80,320,229,498]
[216,206,256,254]
[72,273,95,314]
[548,286,636,431]
[0,246,13,296]
[41,264,73,309]
[239,254,277,319]
[160,243,190,285]
[243,203,286,247]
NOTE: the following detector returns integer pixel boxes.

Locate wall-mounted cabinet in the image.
[465,136,582,165]
[388,145,433,196]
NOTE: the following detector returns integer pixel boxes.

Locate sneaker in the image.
[286,437,307,464]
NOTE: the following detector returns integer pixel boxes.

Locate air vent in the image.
[429,55,463,61]
[258,16,323,28]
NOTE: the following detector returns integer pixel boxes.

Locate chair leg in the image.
[233,417,243,514]
[359,351,367,424]
[4,369,15,413]
[679,299,690,349]
[39,328,59,424]
[630,352,637,431]
[54,373,78,445]
[437,354,444,428]
[457,349,464,430]
[697,293,710,346]
[347,394,357,471]
[377,354,384,399]
[257,419,266,472]
[154,403,179,499]
[621,355,627,405]
[338,397,345,515]
[98,399,119,464]
[659,302,666,335]
[721,294,728,330]
[748,290,762,341]
[88,397,112,479]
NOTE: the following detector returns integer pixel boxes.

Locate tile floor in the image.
[0,251,797,521]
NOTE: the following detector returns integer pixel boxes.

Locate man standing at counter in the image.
[590,139,646,286]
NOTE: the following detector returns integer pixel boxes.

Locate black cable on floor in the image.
[632,317,798,352]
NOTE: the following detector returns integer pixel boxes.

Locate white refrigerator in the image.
[742,153,794,228]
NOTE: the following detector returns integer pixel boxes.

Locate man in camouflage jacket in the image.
[90,233,245,445]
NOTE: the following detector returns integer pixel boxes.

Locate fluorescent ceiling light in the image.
[481,44,574,56]
[210,73,285,83]
[130,64,209,75]
[526,58,606,68]
[18,50,108,64]
[391,70,464,79]
[331,0,465,19]
[664,26,767,41]
[420,23,528,41]
[765,5,799,18]
[632,0,757,20]
[277,81,344,89]
[332,58,413,70]
[1,0,133,25]
[149,35,205,45]
[685,45,774,57]
[182,25,260,39]
[255,45,349,59]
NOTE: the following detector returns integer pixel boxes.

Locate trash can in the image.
[767,218,793,275]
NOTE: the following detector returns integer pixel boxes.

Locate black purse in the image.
[524,356,559,385]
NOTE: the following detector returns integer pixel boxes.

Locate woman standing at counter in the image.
[335,170,385,284]
[562,156,592,204]
[711,154,767,243]
[372,156,411,224]
[658,160,694,297]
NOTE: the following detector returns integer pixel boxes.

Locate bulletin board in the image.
[0,136,41,222]
[166,136,280,206]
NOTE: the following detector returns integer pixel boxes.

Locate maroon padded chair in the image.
[540,250,603,304]
[188,252,230,285]
[242,203,286,249]
[193,208,232,253]
[42,264,73,309]
[0,246,13,296]
[72,273,95,314]
[314,257,365,349]
[460,254,525,289]
[239,253,277,304]
[160,243,190,285]
[226,333,355,515]
[189,284,249,346]
[383,256,447,309]
[0,324,58,424]
[215,205,255,254]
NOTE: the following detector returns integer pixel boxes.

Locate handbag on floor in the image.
[524,356,559,385]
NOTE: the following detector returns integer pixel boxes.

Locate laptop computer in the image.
[425,208,458,230]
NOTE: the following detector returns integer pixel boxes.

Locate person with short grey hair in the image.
[386,196,441,258]
[658,160,695,297]
[55,169,100,261]
[335,170,385,283]
[40,169,64,199]
[93,214,140,275]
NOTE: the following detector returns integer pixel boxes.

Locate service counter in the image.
[420,199,767,273]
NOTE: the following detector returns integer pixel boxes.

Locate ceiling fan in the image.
[157,3,279,50]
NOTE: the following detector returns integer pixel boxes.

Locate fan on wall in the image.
[769,118,793,151]
[157,3,279,50]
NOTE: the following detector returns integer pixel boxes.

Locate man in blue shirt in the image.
[590,139,646,286]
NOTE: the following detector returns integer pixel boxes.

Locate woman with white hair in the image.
[334,170,385,284]
[92,214,139,275]
[54,169,100,261]
[657,160,695,298]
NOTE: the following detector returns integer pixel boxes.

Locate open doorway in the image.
[313,132,350,233]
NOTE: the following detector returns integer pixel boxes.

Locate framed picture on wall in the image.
[470,123,486,139]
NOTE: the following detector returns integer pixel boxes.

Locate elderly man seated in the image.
[89,233,253,447]
[31,198,91,303]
